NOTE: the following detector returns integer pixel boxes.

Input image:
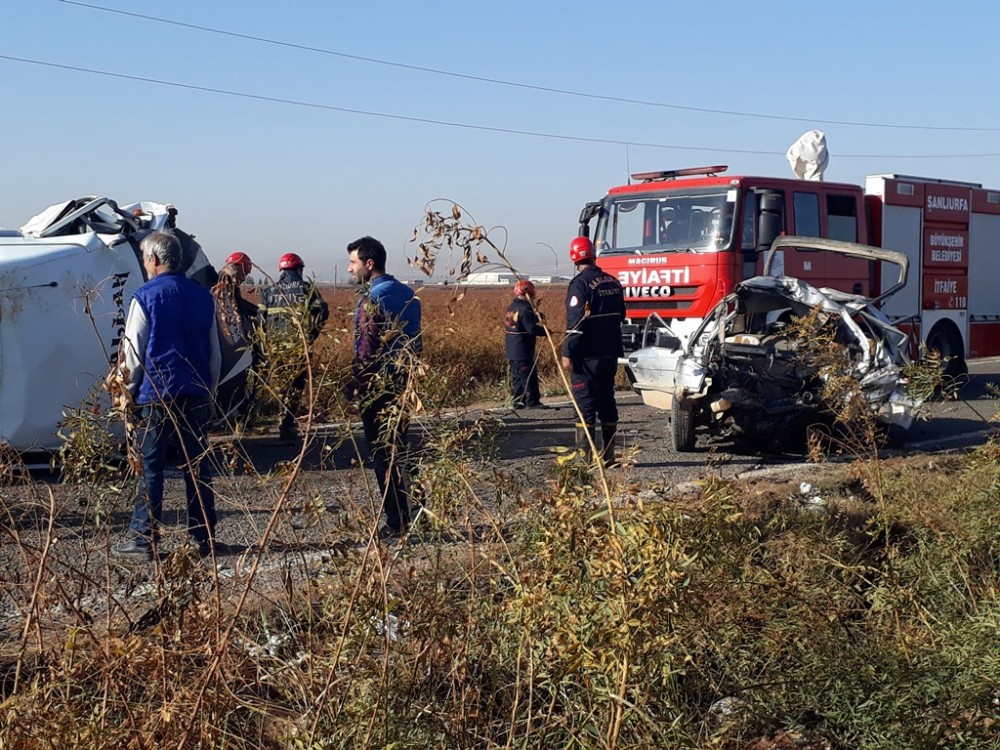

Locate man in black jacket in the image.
[561,236,626,466]
[504,279,548,409]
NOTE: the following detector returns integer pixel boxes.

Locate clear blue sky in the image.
[3,0,1000,282]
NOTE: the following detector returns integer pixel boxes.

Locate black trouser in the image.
[280,369,308,431]
[509,359,541,407]
[360,391,412,533]
[569,357,619,425]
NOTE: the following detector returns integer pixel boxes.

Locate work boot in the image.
[278,412,299,443]
[600,422,620,468]
[574,423,597,462]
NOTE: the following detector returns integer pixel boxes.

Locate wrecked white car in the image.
[628,237,921,451]
[0,197,247,455]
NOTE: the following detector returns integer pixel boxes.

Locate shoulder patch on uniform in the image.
[569,295,579,307]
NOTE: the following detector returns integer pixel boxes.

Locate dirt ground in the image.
[0,378,972,660]
[0,391,826,643]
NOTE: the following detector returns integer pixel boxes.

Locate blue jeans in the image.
[128,396,216,547]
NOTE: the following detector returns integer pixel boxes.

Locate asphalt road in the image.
[904,356,1000,445]
[227,356,1000,492]
[491,355,998,479]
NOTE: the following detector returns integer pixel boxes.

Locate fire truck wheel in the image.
[926,325,968,380]
[671,401,696,452]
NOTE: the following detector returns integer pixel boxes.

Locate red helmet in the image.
[278,252,304,271]
[569,236,596,263]
[513,279,536,297]
[224,251,252,275]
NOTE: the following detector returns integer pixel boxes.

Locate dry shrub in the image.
[302,285,568,411]
[7,390,1000,749]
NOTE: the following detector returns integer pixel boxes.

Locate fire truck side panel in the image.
[873,202,922,321]
[967,209,1000,356]
[866,174,999,361]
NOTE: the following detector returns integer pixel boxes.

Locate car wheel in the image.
[671,401,696,452]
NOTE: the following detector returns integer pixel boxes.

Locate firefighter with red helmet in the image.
[562,236,626,465]
[219,251,258,321]
[212,251,260,421]
[260,252,330,440]
[223,251,252,282]
[504,278,549,409]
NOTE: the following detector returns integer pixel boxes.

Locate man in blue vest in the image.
[112,231,222,561]
[345,236,422,540]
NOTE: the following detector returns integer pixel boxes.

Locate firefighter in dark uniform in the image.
[561,236,626,465]
[504,279,548,409]
[260,252,330,440]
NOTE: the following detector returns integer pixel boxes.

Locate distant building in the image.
[455,272,568,286]
[464,271,519,286]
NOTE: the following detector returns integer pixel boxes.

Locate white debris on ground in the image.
[795,480,828,514]
[371,613,409,641]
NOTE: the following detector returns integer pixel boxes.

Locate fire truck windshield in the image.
[595,189,736,255]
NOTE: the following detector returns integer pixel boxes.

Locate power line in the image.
[3,54,999,159]
[58,0,1000,134]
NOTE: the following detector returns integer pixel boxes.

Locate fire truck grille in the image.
[628,300,694,311]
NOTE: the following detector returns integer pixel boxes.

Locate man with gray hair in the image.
[112,230,222,561]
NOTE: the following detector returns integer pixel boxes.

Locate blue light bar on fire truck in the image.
[630,165,729,183]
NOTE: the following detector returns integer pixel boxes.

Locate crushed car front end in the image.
[628,237,922,451]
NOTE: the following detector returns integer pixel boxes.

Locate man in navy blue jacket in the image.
[561,236,626,466]
[345,236,422,539]
[112,231,221,561]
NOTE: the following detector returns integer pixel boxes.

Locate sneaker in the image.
[112,538,153,562]
[525,402,550,409]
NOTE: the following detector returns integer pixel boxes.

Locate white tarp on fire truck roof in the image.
[787,130,828,182]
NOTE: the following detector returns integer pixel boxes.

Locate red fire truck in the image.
[578,165,1000,374]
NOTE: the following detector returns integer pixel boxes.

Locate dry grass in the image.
[246,283,569,411]
[6,436,1000,749]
